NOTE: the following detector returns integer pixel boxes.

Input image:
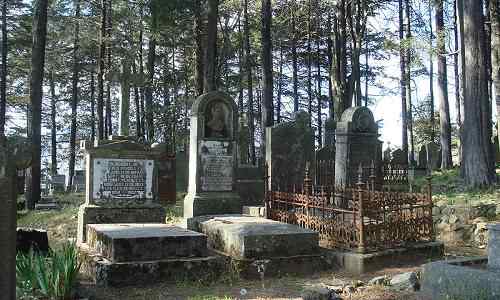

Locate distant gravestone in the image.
[425,142,441,170]
[335,107,381,187]
[50,174,65,192]
[175,150,189,192]
[77,137,166,243]
[417,145,427,169]
[153,144,176,203]
[183,91,241,218]
[323,117,336,146]
[237,113,250,165]
[390,149,407,165]
[265,111,315,190]
[72,170,85,192]
[0,136,32,300]
[383,146,392,163]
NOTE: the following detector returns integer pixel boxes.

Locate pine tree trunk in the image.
[429,2,435,142]
[105,0,112,136]
[132,61,141,138]
[399,0,408,162]
[97,0,106,140]
[327,13,334,116]
[317,27,322,147]
[194,0,204,96]
[90,71,95,142]
[261,0,273,129]
[307,0,312,122]
[436,0,452,169]
[68,0,81,191]
[238,14,244,114]
[277,41,282,123]
[203,0,218,92]
[0,0,7,136]
[406,0,415,164]
[291,0,299,112]
[49,70,57,176]
[491,0,500,152]
[27,0,49,210]
[462,0,496,187]
[454,0,462,163]
[145,2,156,142]
[244,0,255,164]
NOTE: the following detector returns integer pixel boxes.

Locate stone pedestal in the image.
[335,107,381,187]
[488,223,500,270]
[184,92,241,218]
[77,137,166,243]
[80,223,223,287]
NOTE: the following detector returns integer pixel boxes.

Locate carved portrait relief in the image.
[204,100,231,139]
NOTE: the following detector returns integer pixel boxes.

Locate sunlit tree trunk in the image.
[49,70,57,176]
[399,0,408,162]
[244,0,255,164]
[0,0,7,136]
[435,0,452,169]
[462,0,496,187]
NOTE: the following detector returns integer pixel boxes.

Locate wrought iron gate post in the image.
[356,164,366,253]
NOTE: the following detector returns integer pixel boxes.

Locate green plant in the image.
[16,242,82,300]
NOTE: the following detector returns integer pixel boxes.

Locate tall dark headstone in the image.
[184,91,241,218]
[335,107,380,187]
[266,111,315,190]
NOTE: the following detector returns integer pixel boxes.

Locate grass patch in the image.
[17,192,83,249]
[412,168,499,205]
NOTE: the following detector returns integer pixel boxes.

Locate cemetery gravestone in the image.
[50,174,65,192]
[153,143,176,203]
[323,117,336,146]
[77,137,166,243]
[335,107,381,187]
[417,145,427,169]
[184,91,241,218]
[425,142,441,170]
[265,111,315,190]
[390,149,408,165]
[176,150,189,192]
[238,113,250,165]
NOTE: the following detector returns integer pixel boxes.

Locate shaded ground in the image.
[16,169,498,299]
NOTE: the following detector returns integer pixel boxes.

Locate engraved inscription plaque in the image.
[93,158,154,200]
[199,141,233,191]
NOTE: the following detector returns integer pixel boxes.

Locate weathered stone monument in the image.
[390,149,407,165]
[184,91,241,218]
[425,142,441,170]
[266,111,314,189]
[77,138,167,243]
[335,107,381,187]
[0,136,31,300]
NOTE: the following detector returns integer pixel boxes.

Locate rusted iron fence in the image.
[266,164,433,253]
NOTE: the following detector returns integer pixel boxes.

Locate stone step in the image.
[188,215,319,260]
[87,223,207,262]
[79,243,225,287]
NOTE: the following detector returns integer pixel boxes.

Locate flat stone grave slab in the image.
[87,223,207,262]
[188,215,319,259]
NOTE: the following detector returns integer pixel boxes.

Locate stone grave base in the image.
[421,257,500,299]
[183,192,241,218]
[186,215,335,279]
[79,243,226,287]
[325,241,444,275]
[77,204,166,243]
[79,223,225,287]
[187,215,320,259]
